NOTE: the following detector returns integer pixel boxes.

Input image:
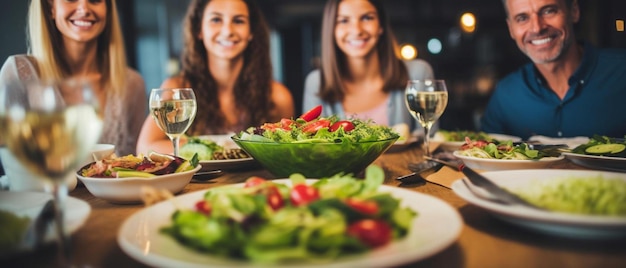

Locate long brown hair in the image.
[319,0,408,102]
[28,0,127,95]
[181,0,274,135]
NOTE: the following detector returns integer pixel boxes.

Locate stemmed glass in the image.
[2,78,103,266]
[149,88,197,156]
[405,80,449,157]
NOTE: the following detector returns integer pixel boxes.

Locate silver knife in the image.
[459,164,543,209]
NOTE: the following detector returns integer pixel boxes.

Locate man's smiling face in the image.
[505,0,579,64]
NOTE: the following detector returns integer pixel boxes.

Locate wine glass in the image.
[405,80,448,157]
[2,78,103,265]
[149,88,197,156]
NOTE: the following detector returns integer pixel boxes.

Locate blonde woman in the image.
[0,0,147,156]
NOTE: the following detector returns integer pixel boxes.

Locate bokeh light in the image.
[400,44,417,60]
[427,38,443,54]
[460,12,476,33]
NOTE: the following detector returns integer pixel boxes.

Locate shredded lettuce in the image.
[160,165,417,264]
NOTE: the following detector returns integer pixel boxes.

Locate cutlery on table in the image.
[424,156,544,209]
[191,170,224,182]
[459,164,544,209]
[397,160,443,183]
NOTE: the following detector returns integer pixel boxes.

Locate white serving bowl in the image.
[76,165,201,204]
[453,151,564,171]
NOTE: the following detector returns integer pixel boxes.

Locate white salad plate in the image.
[118,179,463,267]
[451,169,626,239]
[453,151,564,171]
[0,191,91,257]
[433,133,521,152]
[562,152,626,172]
[194,135,258,171]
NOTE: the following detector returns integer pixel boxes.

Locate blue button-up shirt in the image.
[481,42,626,140]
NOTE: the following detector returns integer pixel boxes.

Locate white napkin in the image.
[528,135,589,148]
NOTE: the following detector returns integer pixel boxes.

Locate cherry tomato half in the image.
[347,219,393,248]
[290,184,320,206]
[265,186,284,211]
[244,176,267,188]
[345,198,379,215]
[300,105,322,122]
[329,120,355,132]
[195,200,212,215]
[301,119,331,134]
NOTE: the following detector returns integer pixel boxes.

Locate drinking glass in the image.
[2,78,103,265]
[149,88,197,156]
[405,80,448,157]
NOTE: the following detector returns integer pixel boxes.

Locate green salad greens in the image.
[180,137,223,161]
[237,114,399,144]
[438,130,493,142]
[0,210,30,253]
[160,165,417,264]
[511,176,626,216]
[457,140,548,160]
[571,135,626,157]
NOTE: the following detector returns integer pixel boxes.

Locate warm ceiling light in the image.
[400,44,417,60]
[617,20,625,32]
[460,12,476,33]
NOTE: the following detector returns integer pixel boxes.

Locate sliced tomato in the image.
[347,219,393,248]
[300,105,322,122]
[329,120,355,132]
[345,198,379,215]
[301,119,331,134]
[290,184,320,206]
[194,200,212,215]
[244,176,267,188]
[279,118,296,130]
[265,186,284,210]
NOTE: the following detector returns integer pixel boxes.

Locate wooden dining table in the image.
[3,143,626,268]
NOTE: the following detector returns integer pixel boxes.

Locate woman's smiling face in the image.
[200,0,252,61]
[51,0,107,45]
[334,0,383,59]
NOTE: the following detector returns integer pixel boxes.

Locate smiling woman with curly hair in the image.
[137,0,294,155]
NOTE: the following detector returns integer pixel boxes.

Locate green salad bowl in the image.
[231,136,398,178]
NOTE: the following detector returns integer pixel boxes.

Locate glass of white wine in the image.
[2,78,103,265]
[149,88,197,156]
[405,80,448,157]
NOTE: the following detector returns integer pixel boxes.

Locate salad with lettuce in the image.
[80,152,199,178]
[236,105,399,143]
[456,138,558,160]
[160,165,417,264]
[511,176,626,216]
[571,135,626,158]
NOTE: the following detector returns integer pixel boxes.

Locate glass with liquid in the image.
[2,78,103,266]
[405,80,448,157]
[149,88,197,156]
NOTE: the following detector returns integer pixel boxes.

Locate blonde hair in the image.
[27,0,127,95]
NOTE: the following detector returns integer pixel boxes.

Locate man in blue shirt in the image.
[481,0,626,140]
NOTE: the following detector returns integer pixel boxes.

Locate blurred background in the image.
[1,0,624,131]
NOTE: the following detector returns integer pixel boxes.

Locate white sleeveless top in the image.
[346,96,390,126]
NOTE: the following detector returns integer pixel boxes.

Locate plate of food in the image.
[452,169,626,239]
[180,134,258,171]
[561,135,626,172]
[118,166,462,267]
[0,191,90,258]
[453,140,564,171]
[433,130,521,152]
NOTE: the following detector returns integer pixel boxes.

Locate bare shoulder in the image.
[271,81,295,117]
[160,76,188,88]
